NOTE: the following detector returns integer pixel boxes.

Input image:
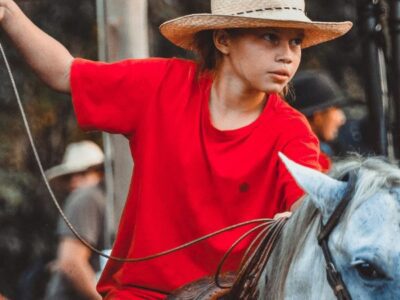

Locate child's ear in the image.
[213,30,231,55]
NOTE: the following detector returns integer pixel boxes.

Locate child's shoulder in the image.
[272,94,307,120]
[142,57,198,78]
[144,57,196,68]
[167,57,198,73]
[270,94,314,135]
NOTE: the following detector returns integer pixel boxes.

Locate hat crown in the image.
[62,141,104,169]
[45,141,104,180]
[290,71,348,116]
[211,0,305,15]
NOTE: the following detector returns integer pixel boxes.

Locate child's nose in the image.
[275,42,294,64]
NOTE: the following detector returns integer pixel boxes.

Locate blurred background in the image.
[0,0,396,298]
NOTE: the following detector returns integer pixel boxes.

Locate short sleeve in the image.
[70,57,172,136]
[58,187,105,245]
[279,125,321,210]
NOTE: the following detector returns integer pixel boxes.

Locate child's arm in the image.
[0,0,73,93]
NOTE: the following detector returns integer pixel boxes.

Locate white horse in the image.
[170,153,400,299]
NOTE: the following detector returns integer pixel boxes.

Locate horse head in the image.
[272,153,400,300]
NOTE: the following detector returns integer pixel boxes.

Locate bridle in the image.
[317,173,356,300]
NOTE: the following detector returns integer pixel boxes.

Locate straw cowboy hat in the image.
[160,0,353,50]
[45,141,104,180]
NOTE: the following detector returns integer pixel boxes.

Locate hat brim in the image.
[160,14,353,50]
[45,163,103,181]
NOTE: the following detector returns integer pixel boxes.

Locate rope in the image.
[0,39,273,263]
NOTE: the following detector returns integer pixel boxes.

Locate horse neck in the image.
[257,198,336,300]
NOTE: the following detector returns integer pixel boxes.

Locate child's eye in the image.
[291,37,303,46]
[263,33,279,43]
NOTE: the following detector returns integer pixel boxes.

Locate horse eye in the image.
[354,262,386,280]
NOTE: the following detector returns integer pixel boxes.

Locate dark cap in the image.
[288,70,349,117]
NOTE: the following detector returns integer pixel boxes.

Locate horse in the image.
[169,153,400,299]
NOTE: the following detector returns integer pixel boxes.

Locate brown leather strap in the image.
[318,172,356,244]
[317,172,357,300]
[224,217,288,299]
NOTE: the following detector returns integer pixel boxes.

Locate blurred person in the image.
[0,0,352,297]
[289,70,348,172]
[44,141,105,300]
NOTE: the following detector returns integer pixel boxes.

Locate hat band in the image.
[232,6,304,16]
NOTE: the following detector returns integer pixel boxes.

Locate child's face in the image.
[219,27,303,94]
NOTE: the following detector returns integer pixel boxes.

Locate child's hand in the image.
[0,0,11,24]
[0,0,73,92]
[273,211,292,220]
[0,5,4,23]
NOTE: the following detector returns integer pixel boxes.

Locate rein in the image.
[225,217,288,299]
[317,173,356,300]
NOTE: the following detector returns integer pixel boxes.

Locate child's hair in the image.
[193,29,290,97]
[193,30,222,75]
[193,29,243,74]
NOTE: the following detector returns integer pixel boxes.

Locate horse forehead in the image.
[343,190,400,248]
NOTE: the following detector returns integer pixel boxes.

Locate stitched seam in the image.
[234,7,303,15]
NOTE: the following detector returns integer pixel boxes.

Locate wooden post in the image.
[96,0,149,246]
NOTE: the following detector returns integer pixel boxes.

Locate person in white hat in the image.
[0,0,352,297]
[44,141,105,300]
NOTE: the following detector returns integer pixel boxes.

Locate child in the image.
[0,0,352,298]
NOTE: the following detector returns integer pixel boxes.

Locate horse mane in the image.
[258,155,400,299]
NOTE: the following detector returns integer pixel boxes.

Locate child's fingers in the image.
[273,211,292,220]
[0,0,10,23]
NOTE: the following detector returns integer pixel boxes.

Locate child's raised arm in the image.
[0,0,73,93]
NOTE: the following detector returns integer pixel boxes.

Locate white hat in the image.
[45,141,104,180]
[160,0,353,50]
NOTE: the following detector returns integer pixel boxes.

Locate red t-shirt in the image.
[70,58,320,299]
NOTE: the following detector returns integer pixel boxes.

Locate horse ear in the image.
[278,152,347,223]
